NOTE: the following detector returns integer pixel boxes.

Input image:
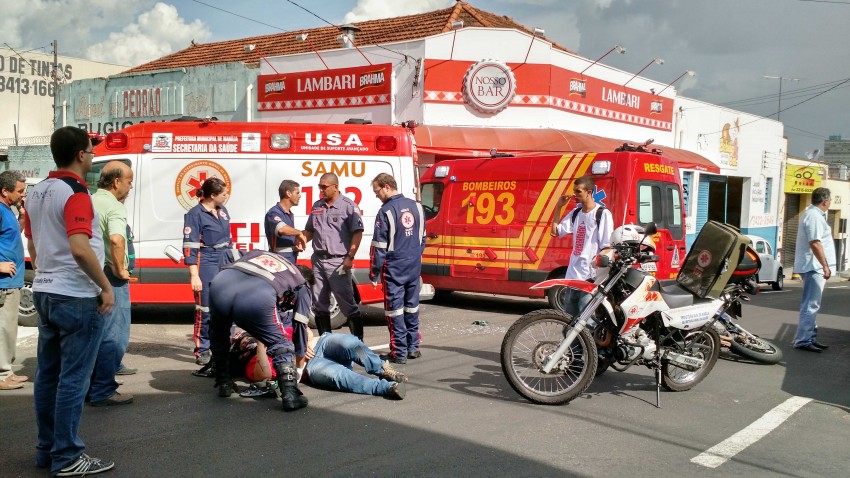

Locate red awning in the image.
[413,125,720,173]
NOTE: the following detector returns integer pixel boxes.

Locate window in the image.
[420,182,444,220]
[637,180,684,240]
[86,159,131,194]
[682,171,693,212]
[755,241,766,254]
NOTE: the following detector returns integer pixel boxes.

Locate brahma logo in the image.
[569,78,586,97]
[462,59,517,114]
[265,79,286,95]
[650,100,663,114]
[358,68,386,90]
[174,160,232,211]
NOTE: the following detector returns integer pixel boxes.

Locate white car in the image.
[18,177,43,326]
[746,234,783,291]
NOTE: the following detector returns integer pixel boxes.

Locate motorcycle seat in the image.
[654,279,714,309]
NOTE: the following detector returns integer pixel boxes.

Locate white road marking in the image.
[691,396,813,468]
[369,343,389,351]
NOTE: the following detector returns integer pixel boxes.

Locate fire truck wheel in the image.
[18,270,38,327]
[545,286,568,313]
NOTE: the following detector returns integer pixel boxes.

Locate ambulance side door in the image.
[636,180,684,278]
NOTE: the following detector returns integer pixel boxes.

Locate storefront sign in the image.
[462,60,516,114]
[424,60,673,130]
[257,63,392,111]
[784,165,823,194]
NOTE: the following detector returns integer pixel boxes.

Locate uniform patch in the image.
[248,254,287,273]
[220,211,229,220]
[400,211,415,229]
[184,226,192,235]
[274,216,282,222]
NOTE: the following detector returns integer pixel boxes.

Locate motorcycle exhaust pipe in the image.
[662,351,705,371]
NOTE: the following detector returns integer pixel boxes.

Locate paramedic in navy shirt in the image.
[182,177,234,366]
[265,179,306,265]
[369,173,426,364]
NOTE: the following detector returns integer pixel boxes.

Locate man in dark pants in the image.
[369,173,426,364]
[208,249,310,411]
[265,179,305,265]
[303,173,364,339]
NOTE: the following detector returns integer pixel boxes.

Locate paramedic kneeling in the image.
[550,175,614,316]
[208,250,310,412]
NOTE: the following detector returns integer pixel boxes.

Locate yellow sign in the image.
[784,166,822,194]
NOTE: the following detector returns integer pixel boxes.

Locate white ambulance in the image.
[22,119,423,328]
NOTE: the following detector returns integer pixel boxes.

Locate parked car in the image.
[746,234,783,290]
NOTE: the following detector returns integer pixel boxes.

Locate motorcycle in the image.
[500,223,723,408]
[712,280,783,364]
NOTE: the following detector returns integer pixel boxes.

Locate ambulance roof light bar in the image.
[591,161,611,175]
[375,136,397,152]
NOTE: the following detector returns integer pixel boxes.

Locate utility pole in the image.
[53,40,59,130]
[763,76,799,121]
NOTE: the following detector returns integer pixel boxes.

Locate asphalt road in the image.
[2,279,848,477]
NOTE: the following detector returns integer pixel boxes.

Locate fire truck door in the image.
[447,186,509,280]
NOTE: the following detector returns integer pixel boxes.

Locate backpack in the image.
[570,206,605,226]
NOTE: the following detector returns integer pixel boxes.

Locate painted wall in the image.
[0,48,126,156]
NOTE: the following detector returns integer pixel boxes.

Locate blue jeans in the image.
[89,282,130,402]
[306,333,393,396]
[562,288,591,317]
[33,292,105,474]
[794,270,826,347]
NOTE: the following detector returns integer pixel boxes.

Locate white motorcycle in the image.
[501,223,722,407]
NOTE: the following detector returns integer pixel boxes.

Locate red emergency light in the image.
[375,135,397,152]
[104,132,128,149]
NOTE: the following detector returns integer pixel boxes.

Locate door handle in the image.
[667,245,674,251]
[427,233,439,239]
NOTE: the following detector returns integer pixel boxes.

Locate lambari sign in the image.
[258,63,392,111]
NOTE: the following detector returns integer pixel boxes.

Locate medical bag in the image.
[676,220,749,298]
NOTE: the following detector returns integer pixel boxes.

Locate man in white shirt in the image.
[550,175,614,315]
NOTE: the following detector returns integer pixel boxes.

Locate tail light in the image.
[105,132,128,149]
[375,135,397,152]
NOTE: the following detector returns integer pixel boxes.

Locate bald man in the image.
[88,161,135,406]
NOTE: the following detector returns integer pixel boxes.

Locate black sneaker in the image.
[407,350,421,359]
[56,453,115,476]
[196,350,212,366]
[387,382,406,400]
[379,352,407,364]
[115,366,137,375]
[89,392,134,407]
[381,361,408,383]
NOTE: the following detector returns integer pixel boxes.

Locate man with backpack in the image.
[550,175,614,315]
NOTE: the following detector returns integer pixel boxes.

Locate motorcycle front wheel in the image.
[729,332,783,364]
[500,309,598,405]
[661,326,721,392]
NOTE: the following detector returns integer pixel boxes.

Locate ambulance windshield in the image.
[420,182,444,220]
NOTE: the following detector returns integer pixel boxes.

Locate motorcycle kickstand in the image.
[655,365,661,409]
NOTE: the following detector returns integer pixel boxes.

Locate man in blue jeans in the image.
[25,126,116,476]
[89,161,135,406]
[306,330,407,399]
[793,187,836,353]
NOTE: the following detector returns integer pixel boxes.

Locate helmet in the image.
[610,224,655,251]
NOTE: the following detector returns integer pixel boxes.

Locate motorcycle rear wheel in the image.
[661,327,721,392]
[729,334,783,364]
[500,309,598,405]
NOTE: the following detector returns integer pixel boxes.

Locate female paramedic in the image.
[182,177,235,365]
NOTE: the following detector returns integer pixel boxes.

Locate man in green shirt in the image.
[88,161,135,406]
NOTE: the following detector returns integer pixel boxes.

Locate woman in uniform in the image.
[182,178,234,365]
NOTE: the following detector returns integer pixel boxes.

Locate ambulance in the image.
[418,145,687,310]
[23,119,422,328]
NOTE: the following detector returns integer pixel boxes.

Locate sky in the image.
[2,0,848,157]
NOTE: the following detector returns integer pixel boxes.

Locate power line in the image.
[192,0,287,32]
[797,0,850,4]
[285,0,338,29]
[699,77,850,136]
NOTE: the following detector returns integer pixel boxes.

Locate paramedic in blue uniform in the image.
[369,173,426,364]
[182,177,234,366]
[303,173,364,339]
[208,249,310,412]
[265,179,306,265]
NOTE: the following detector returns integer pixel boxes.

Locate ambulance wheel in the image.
[308,295,347,330]
[546,286,568,313]
[18,270,38,327]
[771,269,783,291]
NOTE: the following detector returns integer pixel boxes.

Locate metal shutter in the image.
[782,193,800,272]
